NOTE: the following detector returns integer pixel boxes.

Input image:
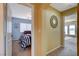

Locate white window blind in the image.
[20,23,31,32]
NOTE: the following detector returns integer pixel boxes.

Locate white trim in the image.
[6,4,12,56]
[31,4,35,56]
[45,45,61,55]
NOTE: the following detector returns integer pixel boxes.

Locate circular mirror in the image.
[50,15,58,28]
[53,19,56,24]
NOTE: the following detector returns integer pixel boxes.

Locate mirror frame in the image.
[50,15,58,28]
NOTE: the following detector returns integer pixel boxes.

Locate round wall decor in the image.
[50,15,58,28]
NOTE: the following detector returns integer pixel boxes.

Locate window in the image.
[20,23,31,32]
[64,26,68,35]
[69,25,75,35]
[26,24,31,31]
[7,21,12,33]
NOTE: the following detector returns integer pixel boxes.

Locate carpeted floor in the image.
[47,36,77,56]
[12,40,31,56]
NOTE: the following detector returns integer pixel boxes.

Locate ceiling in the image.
[9,4,32,20]
[50,3,77,12]
[9,3,77,19]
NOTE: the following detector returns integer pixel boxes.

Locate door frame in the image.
[62,13,77,55]
[77,4,79,56]
[4,3,35,56]
[3,3,7,56]
[19,3,35,56]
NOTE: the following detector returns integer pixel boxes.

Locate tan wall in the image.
[41,4,61,55]
[62,7,77,16]
[33,4,43,55]
[0,3,4,56]
[20,4,76,56]
[33,4,62,55]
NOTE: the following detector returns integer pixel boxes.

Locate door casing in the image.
[4,3,35,56]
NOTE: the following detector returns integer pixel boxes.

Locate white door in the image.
[6,4,12,56]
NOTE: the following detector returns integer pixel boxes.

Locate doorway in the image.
[6,3,33,56]
[64,13,77,55]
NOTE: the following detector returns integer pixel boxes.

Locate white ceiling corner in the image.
[50,3,77,12]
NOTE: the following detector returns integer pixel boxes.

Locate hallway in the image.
[47,36,77,56]
[0,3,78,56]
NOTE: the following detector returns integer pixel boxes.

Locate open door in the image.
[6,4,12,56]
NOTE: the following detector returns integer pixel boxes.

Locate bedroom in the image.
[6,3,32,56]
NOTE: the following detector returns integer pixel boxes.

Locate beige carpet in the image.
[12,40,31,56]
[47,36,77,56]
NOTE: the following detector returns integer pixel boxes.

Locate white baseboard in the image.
[61,45,64,48]
[46,45,61,55]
